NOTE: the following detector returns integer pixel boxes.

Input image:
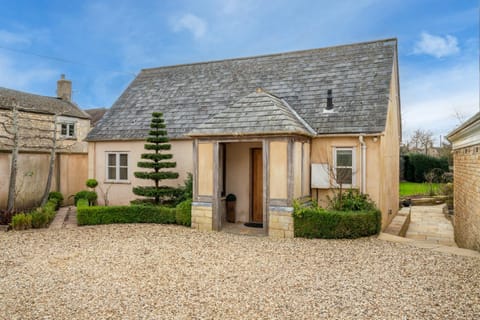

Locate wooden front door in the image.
[252,148,263,223]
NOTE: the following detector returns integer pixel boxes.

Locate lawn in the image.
[400,181,443,197]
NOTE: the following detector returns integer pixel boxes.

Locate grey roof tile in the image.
[87,38,396,141]
[0,87,90,119]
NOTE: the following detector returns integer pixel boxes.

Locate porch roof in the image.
[188,90,316,137]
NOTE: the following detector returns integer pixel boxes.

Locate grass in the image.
[400,182,443,197]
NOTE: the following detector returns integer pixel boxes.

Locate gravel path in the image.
[0,224,479,319]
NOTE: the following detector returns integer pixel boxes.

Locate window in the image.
[60,123,75,138]
[334,147,355,186]
[106,152,129,182]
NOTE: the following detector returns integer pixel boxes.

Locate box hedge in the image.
[175,199,192,226]
[77,205,177,226]
[293,207,381,239]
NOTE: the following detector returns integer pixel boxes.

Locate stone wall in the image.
[191,202,213,231]
[268,207,294,238]
[453,144,480,251]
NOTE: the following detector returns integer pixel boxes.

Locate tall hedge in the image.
[403,153,449,182]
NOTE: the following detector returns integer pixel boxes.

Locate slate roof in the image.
[190,89,315,136]
[0,87,90,119]
[87,38,397,141]
[85,108,108,126]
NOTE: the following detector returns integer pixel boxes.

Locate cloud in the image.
[0,29,31,45]
[171,13,207,39]
[413,32,460,58]
[401,61,479,143]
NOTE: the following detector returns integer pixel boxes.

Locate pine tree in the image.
[133,112,179,204]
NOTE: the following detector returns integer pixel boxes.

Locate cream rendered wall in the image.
[310,137,381,210]
[0,154,10,208]
[379,63,401,229]
[89,139,193,205]
[293,142,302,199]
[302,143,311,197]
[225,142,262,223]
[198,142,213,197]
[269,141,288,199]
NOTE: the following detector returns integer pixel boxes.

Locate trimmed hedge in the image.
[403,154,449,182]
[294,207,381,239]
[77,205,177,226]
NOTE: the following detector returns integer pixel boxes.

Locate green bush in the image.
[31,209,49,228]
[293,207,381,239]
[11,213,32,231]
[328,189,376,211]
[48,192,64,209]
[403,154,449,182]
[77,205,177,226]
[86,178,99,189]
[74,190,98,206]
[176,199,192,226]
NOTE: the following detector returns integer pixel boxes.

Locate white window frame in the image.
[333,147,356,188]
[105,152,129,183]
[60,122,76,138]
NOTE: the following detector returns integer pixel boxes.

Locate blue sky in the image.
[0,0,478,144]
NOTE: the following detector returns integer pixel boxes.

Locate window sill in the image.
[61,136,77,140]
[104,180,131,185]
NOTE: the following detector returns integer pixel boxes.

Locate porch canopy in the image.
[188,89,314,237]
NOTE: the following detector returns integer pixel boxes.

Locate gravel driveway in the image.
[0,224,479,319]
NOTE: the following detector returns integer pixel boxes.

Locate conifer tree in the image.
[133,112,179,204]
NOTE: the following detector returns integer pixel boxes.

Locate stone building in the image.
[0,75,90,209]
[86,39,401,237]
[447,112,480,251]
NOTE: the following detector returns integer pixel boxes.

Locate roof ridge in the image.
[141,38,397,73]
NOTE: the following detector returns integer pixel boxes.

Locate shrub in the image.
[77,205,177,226]
[176,199,192,226]
[74,190,98,206]
[328,189,376,211]
[86,179,99,189]
[31,209,49,228]
[11,213,32,231]
[293,206,381,239]
[48,192,64,209]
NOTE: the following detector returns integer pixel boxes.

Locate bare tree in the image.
[0,99,20,212]
[408,129,434,155]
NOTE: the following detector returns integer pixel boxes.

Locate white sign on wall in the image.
[311,163,330,189]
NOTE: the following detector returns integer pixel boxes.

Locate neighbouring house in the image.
[0,75,90,209]
[86,38,401,237]
[84,107,108,127]
[447,112,480,251]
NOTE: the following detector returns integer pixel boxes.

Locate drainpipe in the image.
[359,135,367,194]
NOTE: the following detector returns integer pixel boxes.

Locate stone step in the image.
[384,207,411,237]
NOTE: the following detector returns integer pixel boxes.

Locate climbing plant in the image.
[133,112,179,205]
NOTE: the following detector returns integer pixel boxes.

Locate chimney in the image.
[326,89,333,110]
[57,74,72,101]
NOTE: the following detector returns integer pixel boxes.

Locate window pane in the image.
[68,124,75,137]
[337,150,352,166]
[61,124,67,135]
[108,154,116,166]
[337,168,352,184]
[119,167,128,180]
[119,154,128,166]
[108,167,116,180]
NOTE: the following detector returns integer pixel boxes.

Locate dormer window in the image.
[61,123,75,138]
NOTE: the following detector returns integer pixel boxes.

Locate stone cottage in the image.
[86,38,401,237]
[0,75,90,209]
